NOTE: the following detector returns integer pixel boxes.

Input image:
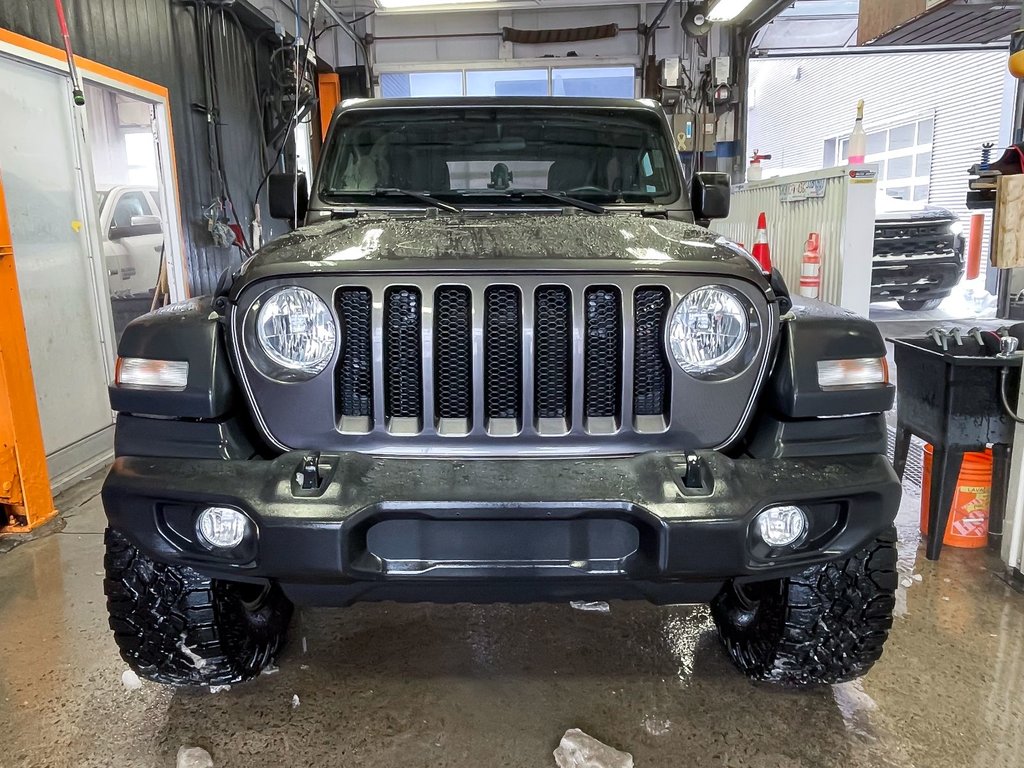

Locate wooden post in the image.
[0,173,57,531]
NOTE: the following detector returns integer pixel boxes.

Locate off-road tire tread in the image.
[711,528,898,686]
[103,528,292,686]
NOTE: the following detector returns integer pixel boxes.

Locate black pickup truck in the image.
[102,97,900,689]
[872,195,965,311]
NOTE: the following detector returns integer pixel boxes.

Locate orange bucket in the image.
[920,445,992,549]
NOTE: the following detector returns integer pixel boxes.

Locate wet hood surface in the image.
[238,213,766,284]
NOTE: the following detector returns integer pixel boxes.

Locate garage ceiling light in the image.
[376,0,492,9]
[708,0,756,22]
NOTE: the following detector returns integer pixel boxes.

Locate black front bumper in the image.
[871,256,965,302]
[103,451,900,606]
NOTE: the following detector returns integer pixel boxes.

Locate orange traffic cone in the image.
[752,213,772,273]
[799,232,821,299]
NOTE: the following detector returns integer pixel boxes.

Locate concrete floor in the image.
[3,467,1024,768]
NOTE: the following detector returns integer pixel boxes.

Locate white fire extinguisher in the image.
[799,233,821,299]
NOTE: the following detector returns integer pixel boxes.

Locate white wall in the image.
[747,51,1014,223]
[367,3,692,68]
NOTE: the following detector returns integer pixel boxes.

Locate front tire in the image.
[104,529,293,686]
[711,528,897,686]
[897,298,943,311]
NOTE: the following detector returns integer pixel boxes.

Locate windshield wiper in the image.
[505,189,608,214]
[324,187,463,214]
[447,188,608,214]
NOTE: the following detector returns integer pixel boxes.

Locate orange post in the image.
[966,213,985,280]
[317,72,342,141]
[0,174,56,531]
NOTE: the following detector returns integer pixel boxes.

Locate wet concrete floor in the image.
[2,469,1024,768]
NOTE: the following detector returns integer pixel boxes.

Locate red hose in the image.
[53,0,85,105]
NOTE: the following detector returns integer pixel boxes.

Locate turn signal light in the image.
[817,357,888,391]
[115,357,189,391]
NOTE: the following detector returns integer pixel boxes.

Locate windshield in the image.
[317,106,683,207]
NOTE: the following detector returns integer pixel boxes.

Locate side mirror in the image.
[268,172,309,223]
[109,214,162,240]
[692,172,731,221]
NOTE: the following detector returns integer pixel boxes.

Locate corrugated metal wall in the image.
[0,1,289,296]
[714,168,877,315]
[746,51,1011,266]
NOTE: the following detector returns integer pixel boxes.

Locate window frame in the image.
[377,59,638,100]
[823,114,935,203]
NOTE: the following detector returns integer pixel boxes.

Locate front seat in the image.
[547,158,594,191]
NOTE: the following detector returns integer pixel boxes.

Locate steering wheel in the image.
[562,186,608,195]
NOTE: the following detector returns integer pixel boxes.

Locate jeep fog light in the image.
[755,505,809,548]
[196,507,249,549]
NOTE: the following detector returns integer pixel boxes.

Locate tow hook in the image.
[681,453,710,494]
[296,452,322,490]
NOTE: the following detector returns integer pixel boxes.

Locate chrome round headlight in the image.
[669,286,749,375]
[254,286,337,379]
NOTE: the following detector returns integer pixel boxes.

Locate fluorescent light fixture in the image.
[708,0,756,22]
[817,358,888,391]
[116,357,189,391]
[376,0,489,9]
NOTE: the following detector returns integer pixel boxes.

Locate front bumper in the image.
[103,451,900,606]
[871,256,965,302]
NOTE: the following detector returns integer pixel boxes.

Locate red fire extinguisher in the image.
[799,233,821,299]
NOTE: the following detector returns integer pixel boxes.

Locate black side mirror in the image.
[109,214,163,240]
[268,172,309,223]
[692,172,731,221]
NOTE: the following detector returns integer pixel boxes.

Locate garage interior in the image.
[3,0,1024,766]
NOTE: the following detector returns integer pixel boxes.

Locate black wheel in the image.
[897,298,943,311]
[711,528,897,686]
[104,528,293,686]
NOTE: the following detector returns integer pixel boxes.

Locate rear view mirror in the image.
[692,172,731,221]
[268,172,309,223]
[109,214,162,240]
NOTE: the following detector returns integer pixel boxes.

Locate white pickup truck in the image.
[98,185,164,298]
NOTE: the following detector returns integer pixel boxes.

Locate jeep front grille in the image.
[235,273,773,456]
[874,220,957,259]
[334,281,672,436]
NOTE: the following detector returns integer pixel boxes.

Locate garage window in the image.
[380,66,635,99]
[466,69,548,97]
[825,116,934,202]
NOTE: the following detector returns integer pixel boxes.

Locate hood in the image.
[875,192,956,222]
[238,213,766,286]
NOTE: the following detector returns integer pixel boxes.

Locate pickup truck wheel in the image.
[710,528,897,686]
[103,528,293,686]
[897,298,943,311]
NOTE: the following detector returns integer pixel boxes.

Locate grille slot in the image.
[583,287,622,430]
[484,286,523,430]
[632,287,670,421]
[874,220,957,258]
[434,286,473,431]
[534,286,572,425]
[384,287,423,429]
[336,288,373,430]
